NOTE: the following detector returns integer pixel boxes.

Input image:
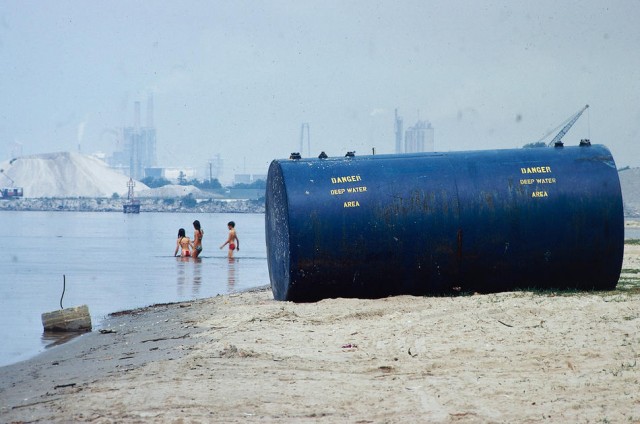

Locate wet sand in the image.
[1,246,639,423]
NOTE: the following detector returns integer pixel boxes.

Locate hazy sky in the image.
[1,0,639,183]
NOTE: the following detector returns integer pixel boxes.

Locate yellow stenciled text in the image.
[532,191,548,198]
[521,166,551,174]
[331,186,367,195]
[520,177,556,185]
[344,200,360,208]
[331,175,362,184]
[535,177,556,184]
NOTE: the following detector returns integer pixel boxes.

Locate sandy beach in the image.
[2,244,639,423]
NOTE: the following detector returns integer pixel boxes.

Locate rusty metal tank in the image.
[265,144,624,302]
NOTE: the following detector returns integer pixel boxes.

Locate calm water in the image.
[0,211,268,367]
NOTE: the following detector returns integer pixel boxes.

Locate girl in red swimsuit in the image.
[174,228,192,257]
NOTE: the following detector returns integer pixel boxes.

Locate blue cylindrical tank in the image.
[266,145,624,302]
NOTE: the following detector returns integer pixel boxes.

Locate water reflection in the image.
[41,331,84,349]
[193,258,202,292]
[176,256,202,297]
[227,257,236,291]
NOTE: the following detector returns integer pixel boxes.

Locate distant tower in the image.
[134,101,141,129]
[300,123,310,157]
[127,177,136,200]
[207,154,223,182]
[394,109,403,153]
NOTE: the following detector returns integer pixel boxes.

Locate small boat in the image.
[123,201,140,214]
[123,178,141,213]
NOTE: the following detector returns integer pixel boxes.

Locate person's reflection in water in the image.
[192,257,202,296]
[177,256,203,296]
[176,256,187,297]
[227,257,236,291]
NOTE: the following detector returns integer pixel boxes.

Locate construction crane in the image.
[548,104,589,147]
[0,168,15,185]
[0,164,24,198]
[532,104,589,147]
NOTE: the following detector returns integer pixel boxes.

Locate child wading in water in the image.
[220,221,239,258]
[192,220,204,258]
[174,228,192,257]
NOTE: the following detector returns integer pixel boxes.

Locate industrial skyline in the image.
[2,1,639,183]
[103,98,435,183]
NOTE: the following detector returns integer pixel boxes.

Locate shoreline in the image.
[1,248,639,422]
[0,197,265,213]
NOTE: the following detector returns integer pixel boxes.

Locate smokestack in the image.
[147,94,154,128]
[300,123,310,157]
[394,108,403,154]
[77,122,85,153]
[134,101,141,130]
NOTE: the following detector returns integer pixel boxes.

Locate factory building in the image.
[404,120,434,153]
[109,96,157,180]
[394,109,435,154]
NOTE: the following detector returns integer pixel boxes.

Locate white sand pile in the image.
[0,152,148,198]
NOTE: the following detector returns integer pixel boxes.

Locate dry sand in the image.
[2,246,640,423]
